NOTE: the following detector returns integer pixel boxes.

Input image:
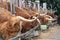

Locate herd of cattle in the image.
[0,2,57,40]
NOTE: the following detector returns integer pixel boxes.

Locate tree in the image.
[40,0,60,17]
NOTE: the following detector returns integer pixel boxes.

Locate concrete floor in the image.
[32,25,60,40]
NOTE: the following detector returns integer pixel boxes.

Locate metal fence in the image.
[0,0,41,13]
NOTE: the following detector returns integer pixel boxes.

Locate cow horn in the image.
[16,16,37,22]
[46,18,56,21]
[45,15,53,19]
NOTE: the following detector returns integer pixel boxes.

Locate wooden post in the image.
[15,0,19,6]
[35,0,40,11]
[10,0,13,13]
[33,2,36,9]
[19,0,22,9]
[28,1,31,8]
[13,0,16,13]
[43,2,47,11]
[1,0,3,8]
[22,0,26,8]
[6,0,8,10]
[10,0,16,14]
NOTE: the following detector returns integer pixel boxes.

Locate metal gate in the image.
[0,0,41,13]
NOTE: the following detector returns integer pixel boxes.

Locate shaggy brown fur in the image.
[15,7,39,33]
[15,7,51,33]
[21,20,39,33]
[0,2,10,11]
[47,12,57,20]
[38,16,51,25]
[15,7,31,19]
[0,8,21,40]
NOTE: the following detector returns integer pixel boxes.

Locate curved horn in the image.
[39,14,56,21]
[45,15,53,19]
[16,16,37,22]
[36,13,56,21]
[45,15,57,21]
[45,15,56,21]
[40,14,46,16]
[39,13,53,19]
[46,18,56,21]
[37,19,41,24]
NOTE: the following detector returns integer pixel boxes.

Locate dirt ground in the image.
[0,24,59,40]
[32,25,60,40]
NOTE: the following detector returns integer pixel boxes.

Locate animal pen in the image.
[0,0,58,40]
[0,0,41,40]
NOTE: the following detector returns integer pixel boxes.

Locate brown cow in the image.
[0,2,10,11]
[15,7,31,19]
[0,7,21,40]
[0,7,37,40]
[15,7,40,33]
[15,7,54,33]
